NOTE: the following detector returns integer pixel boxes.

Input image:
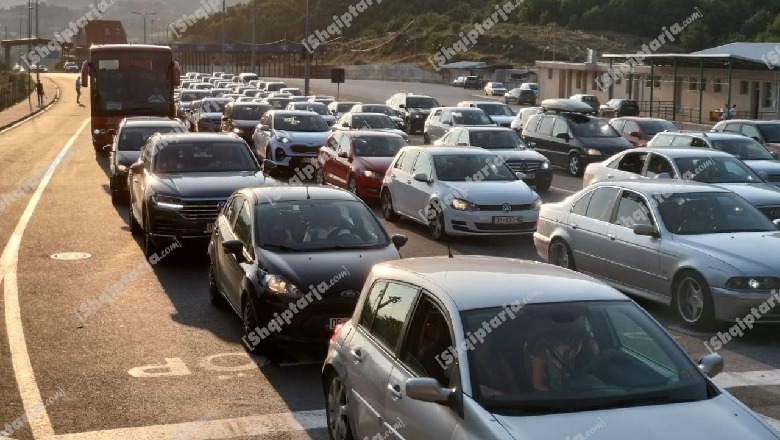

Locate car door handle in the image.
[608,233,616,240]
[350,348,362,363]
[570,222,578,229]
[388,383,402,400]
[606,174,614,179]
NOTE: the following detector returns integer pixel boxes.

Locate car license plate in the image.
[205,222,215,233]
[493,216,521,224]
[329,318,349,329]
[523,172,535,179]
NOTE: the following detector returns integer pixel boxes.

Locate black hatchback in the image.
[207,186,407,353]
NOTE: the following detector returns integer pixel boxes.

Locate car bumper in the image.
[525,169,553,187]
[407,116,427,129]
[148,205,221,243]
[258,294,357,344]
[355,175,383,200]
[533,232,551,261]
[711,287,780,323]
[445,209,539,235]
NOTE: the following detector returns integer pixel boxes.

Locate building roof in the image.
[438,61,487,70]
[601,42,780,70]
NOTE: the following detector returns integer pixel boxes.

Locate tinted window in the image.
[360,105,396,117]
[658,191,775,234]
[200,100,230,113]
[710,138,773,160]
[232,105,272,120]
[152,141,258,173]
[406,97,439,108]
[638,120,677,135]
[571,190,594,216]
[674,156,762,183]
[273,114,329,132]
[433,153,517,181]
[476,103,514,116]
[584,187,620,221]
[400,296,454,385]
[351,114,396,129]
[758,124,780,143]
[645,154,675,178]
[615,152,648,174]
[359,281,387,330]
[119,125,183,151]
[353,136,406,157]
[570,117,619,138]
[468,130,525,149]
[613,190,653,227]
[234,202,252,245]
[369,282,419,350]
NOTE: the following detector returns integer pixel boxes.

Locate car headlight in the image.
[117,164,128,173]
[726,277,778,290]
[151,194,184,209]
[233,128,244,134]
[451,198,479,211]
[363,170,381,179]
[264,274,304,299]
[278,136,291,143]
[533,197,543,210]
[541,161,550,169]
[584,149,602,156]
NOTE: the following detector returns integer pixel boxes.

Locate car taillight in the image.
[331,323,345,342]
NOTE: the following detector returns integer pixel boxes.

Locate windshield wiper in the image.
[261,244,303,251]
[484,402,570,414]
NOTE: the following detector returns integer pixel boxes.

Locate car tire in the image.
[404,118,413,135]
[429,203,447,241]
[549,239,575,270]
[265,146,272,162]
[325,371,355,440]
[111,186,122,205]
[674,271,715,330]
[208,263,226,307]
[129,197,142,235]
[423,133,431,144]
[535,180,551,192]
[347,176,358,196]
[242,294,266,354]
[381,189,398,222]
[316,167,325,185]
[142,209,158,259]
[504,97,509,104]
[568,153,584,177]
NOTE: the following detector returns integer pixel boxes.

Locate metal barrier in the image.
[0,74,32,113]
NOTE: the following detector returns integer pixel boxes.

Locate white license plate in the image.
[523,172,535,179]
[493,216,521,224]
[205,223,215,233]
[330,318,349,329]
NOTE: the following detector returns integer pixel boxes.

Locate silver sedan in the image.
[322,256,780,440]
[534,179,780,329]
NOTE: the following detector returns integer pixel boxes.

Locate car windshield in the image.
[266,99,291,109]
[710,138,774,160]
[451,110,494,125]
[353,136,406,157]
[657,192,776,234]
[469,130,527,149]
[433,154,516,181]
[462,301,709,414]
[118,126,183,151]
[674,156,763,183]
[477,103,514,116]
[759,124,780,143]
[295,104,328,115]
[274,114,329,132]
[351,114,397,129]
[638,120,678,135]
[406,97,439,108]
[256,199,389,251]
[200,100,229,113]
[152,141,259,173]
[492,83,505,88]
[361,105,396,117]
[570,117,619,138]
[233,105,271,120]
[91,51,174,114]
[337,103,357,112]
[180,91,209,102]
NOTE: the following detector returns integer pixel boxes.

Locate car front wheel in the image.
[568,153,583,177]
[429,203,447,241]
[674,272,715,330]
[549,239,575,269]
[325,372,354,440]
[208,263,226,307]
[381,190,398,221]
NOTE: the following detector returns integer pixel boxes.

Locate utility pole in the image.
[27,0,31,106]
[221,0,226,69]
[251,0,256,72]
[304,0,311,95]
[131,11,156,44]
[35,0,39,84]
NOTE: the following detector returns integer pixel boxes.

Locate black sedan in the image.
[128,132,277,258]
[107,117,187,204]
[504,87,536,105]
[207,185,407,353]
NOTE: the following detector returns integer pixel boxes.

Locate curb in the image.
[0,77,61,133]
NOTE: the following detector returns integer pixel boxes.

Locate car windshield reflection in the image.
[657,192,776,234]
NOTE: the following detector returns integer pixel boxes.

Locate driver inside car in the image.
[303,206,353,243]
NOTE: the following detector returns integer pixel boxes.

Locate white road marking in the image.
[1,117,90,439]
[549,186,575,194]
[53,410,327,440]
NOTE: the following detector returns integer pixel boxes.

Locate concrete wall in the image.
[338,63,442,83]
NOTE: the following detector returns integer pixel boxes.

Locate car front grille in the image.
[290,145,320,155]
[759,206,780,220]
[504,160,543,172]
[180,199,226,220]
[475,203,534,211]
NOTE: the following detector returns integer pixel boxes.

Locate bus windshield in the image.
[92,51,172,114]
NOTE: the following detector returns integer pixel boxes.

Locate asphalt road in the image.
[0,73,779,440]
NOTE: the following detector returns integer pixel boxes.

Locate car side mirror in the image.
[102,144,112,152]
[338,151,349,159]
[555,132,570,142]
[130,162,144,174]
[221,239,248,263]
[515,171,527,180]
[262,159,276,172]
[457,142,467,146]
[398,104,405,109]
[751,136,760,142]
[629,131,641,137]
[342,122,350,128]
[413,173,430,183]
[259,124,270,131]
[442,120,452,126]
[758,171,769,181]
[773,219,780,230]
[391,234,408,249]
[698,353,723,378]
[406,378,453,404]
[633,224,659,237]
[221,116,227,121]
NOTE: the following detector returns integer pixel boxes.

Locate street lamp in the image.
[131,11,156,44]
[150,18,159,44]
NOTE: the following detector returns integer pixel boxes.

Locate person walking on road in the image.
[76,76,82,104]
[35,80,45,107]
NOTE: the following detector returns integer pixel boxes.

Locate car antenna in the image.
[447,243,453,258]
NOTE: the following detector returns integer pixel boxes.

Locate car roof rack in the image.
[540,98,596,115]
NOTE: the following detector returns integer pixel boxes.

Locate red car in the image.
[316,130,407,200]
[608,117,679,147]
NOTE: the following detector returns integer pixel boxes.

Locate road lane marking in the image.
[1,117,90,440]
[53,410,327,440]
[549,186,575,194]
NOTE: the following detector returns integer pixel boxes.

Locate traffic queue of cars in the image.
[95,74,780,439]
